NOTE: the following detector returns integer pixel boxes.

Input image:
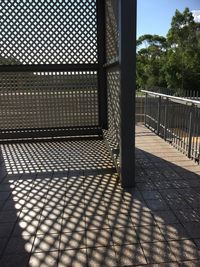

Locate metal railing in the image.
[142,90,200,163]
[136,91,145,123]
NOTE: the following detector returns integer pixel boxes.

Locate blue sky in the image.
[137,0,200,38]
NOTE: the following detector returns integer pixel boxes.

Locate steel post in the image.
[119,0,136,188]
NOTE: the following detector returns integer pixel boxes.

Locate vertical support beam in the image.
[188,104,194,158]
[119,0,136,187]
[157,96,161,135]
[97,0,108,129]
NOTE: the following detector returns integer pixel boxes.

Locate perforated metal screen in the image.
[0,0,101,139]
[0,71,98,130]
[105,0,118,63]
[0,0,97,65]
[104,0,120,165]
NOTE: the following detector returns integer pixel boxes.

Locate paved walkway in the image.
[0,125,199,266]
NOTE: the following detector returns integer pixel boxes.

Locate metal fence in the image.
[136,92,145,123]
[142,90,200,163]
[141,86,200,99]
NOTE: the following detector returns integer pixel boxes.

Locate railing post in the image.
[188,104,194,158]
[157,96,161,135]
[164,98,168,141]
[144,92,147,126]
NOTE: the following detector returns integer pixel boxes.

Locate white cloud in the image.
[192,10,200,23]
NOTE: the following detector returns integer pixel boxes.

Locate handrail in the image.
[141,90,200,108]
[142,89,200,162]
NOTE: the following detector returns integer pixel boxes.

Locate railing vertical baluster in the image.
[198,109,200,162]
[164,98,168,141]
[141,90,200,164]
[144,92,147,126]
[194,107,198,160]
[157,96,161,135]
[188,104,194,158]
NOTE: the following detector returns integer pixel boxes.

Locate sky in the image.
[137,0,200,38]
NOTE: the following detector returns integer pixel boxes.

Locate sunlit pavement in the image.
[0,126,200,266]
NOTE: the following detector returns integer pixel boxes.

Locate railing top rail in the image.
[141,90,200,108]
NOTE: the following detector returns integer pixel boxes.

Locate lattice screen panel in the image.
[104,68,120,165]
[0,0,97,65]
[0,72,98,130]
[105,0,119,63]
[104,0,120,165]
[106,69,120,146]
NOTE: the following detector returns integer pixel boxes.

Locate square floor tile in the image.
[29,251,59,267]
[168,239,200,261]
[13,220,40,236]
[37,219,62,235]
[141,241,176,264]
[146,199,169,211]
[0,222,15,238]
[129,210,155,226]
[0,253,30,267]
[183,222,200,239]
[58,249,87,267]
[61,216,85,232]
[115,244,147,266]
[87,246,117,267]
[32,234,60,253]
[135,225,165,243]
[107,213,133,229]
[86,215,110,230]
[159,223,190,241]
[153,210,179,225]
[60,231,86,250]
[86,228,113,248]
[0,211,18,223]
[111,227,138,246]
[4,235,34,254]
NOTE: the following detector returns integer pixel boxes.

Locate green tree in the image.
[0,56,21,65]
[136,8,200,94]
[136,34,167,88]
[165,8,200,91]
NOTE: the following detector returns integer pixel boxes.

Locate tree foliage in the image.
[137,8,200,93]
[0,56,21,65]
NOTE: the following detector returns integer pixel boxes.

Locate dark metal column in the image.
[119,0,137,187]
[97,0,108,129]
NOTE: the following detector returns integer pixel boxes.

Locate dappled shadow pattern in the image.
[0,138,115,175]
[0,128,200,266]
